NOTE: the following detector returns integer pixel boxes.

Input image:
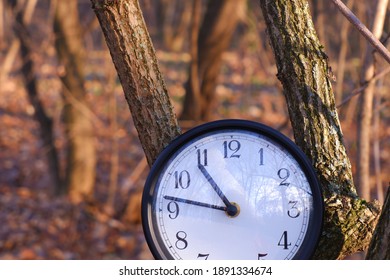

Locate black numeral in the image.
[223,140,241,158]
[259,148,264,165]
[197,149,208,166]
[278,168,290,186]
[278,231,291,250]
[174,170,190,189]
[175,231,188,250]
[167,201,179,219]
[287,201,300,218]
[258,253,268,260]
[197,253,209,260]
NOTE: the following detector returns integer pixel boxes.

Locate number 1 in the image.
[197,149,208,166]
[259,148,264,165]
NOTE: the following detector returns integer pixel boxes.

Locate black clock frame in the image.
[142,119,324,260]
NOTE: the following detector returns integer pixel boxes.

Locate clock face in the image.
[142,120,323,260]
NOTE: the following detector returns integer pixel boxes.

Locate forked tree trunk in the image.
[259,0,380,259]
[54,0,96,201]
[91,0,385,259]
[90,0,181,166]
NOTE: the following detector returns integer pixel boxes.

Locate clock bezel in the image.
[142,119,324,260]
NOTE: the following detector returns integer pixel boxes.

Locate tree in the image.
[258,0,381,259]
[10,0,62,191]
[366,187,390,259]
[54,0,97,201]
[356,0,389,201]
[90,0,386,259]
[180,0,246,121]
[90,0,180,166]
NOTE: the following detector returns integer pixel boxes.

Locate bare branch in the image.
[330,0,390,64]
[337,66,390,108]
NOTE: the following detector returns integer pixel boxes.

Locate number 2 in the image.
[278,168,290,186]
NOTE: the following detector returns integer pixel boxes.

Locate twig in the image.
[330,0,390,64]
[337,65,390,108]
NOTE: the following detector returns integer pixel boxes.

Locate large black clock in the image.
[142,119,323,260]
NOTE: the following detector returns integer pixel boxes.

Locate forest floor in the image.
[0,49,389,259]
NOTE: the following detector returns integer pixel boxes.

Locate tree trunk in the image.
[11,0,62,191]
[366,186,390,259]
[259,0,380,259]
[180,0,246,121]
[161,0,191,52]
[356,0,389,201]
[54,0,96,202]
[180,0,202,121]
[90,0,181,166]
[0,0,37,88]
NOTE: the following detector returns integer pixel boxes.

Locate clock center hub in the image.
[226,202,240,218]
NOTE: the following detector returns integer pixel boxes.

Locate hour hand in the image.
[197,164,239,217]
[163,195,226,211]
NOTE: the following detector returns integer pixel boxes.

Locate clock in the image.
[142,119,323,260]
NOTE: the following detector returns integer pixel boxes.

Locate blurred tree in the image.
[0,0,4,48]
[180,0,246,121]
[335,0,355,106]
[356,0,389,201]
[10,0,62,191]
[159,0,192,51]
[90,0,387,259]
[54,0,97,202]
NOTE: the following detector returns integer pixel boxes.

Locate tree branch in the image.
[90,0,181,165]
[337,65,390,108]
[330,0,390,64]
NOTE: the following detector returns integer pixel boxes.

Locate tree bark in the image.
[366,186,390,259]
[90,0,181,166]
[180,0,246,121]
[259,0,380,259]
[356,0,388,201]
[54,0,97,201]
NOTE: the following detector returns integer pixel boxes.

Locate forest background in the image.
[0,0,389,260]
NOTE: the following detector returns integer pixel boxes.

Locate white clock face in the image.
[143,122,322,260]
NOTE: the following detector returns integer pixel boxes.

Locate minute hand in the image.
[198,164,233,207]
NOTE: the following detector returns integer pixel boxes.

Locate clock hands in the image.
[164,195,226,211]
[198,164,239,217]
[163,165,240,217]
